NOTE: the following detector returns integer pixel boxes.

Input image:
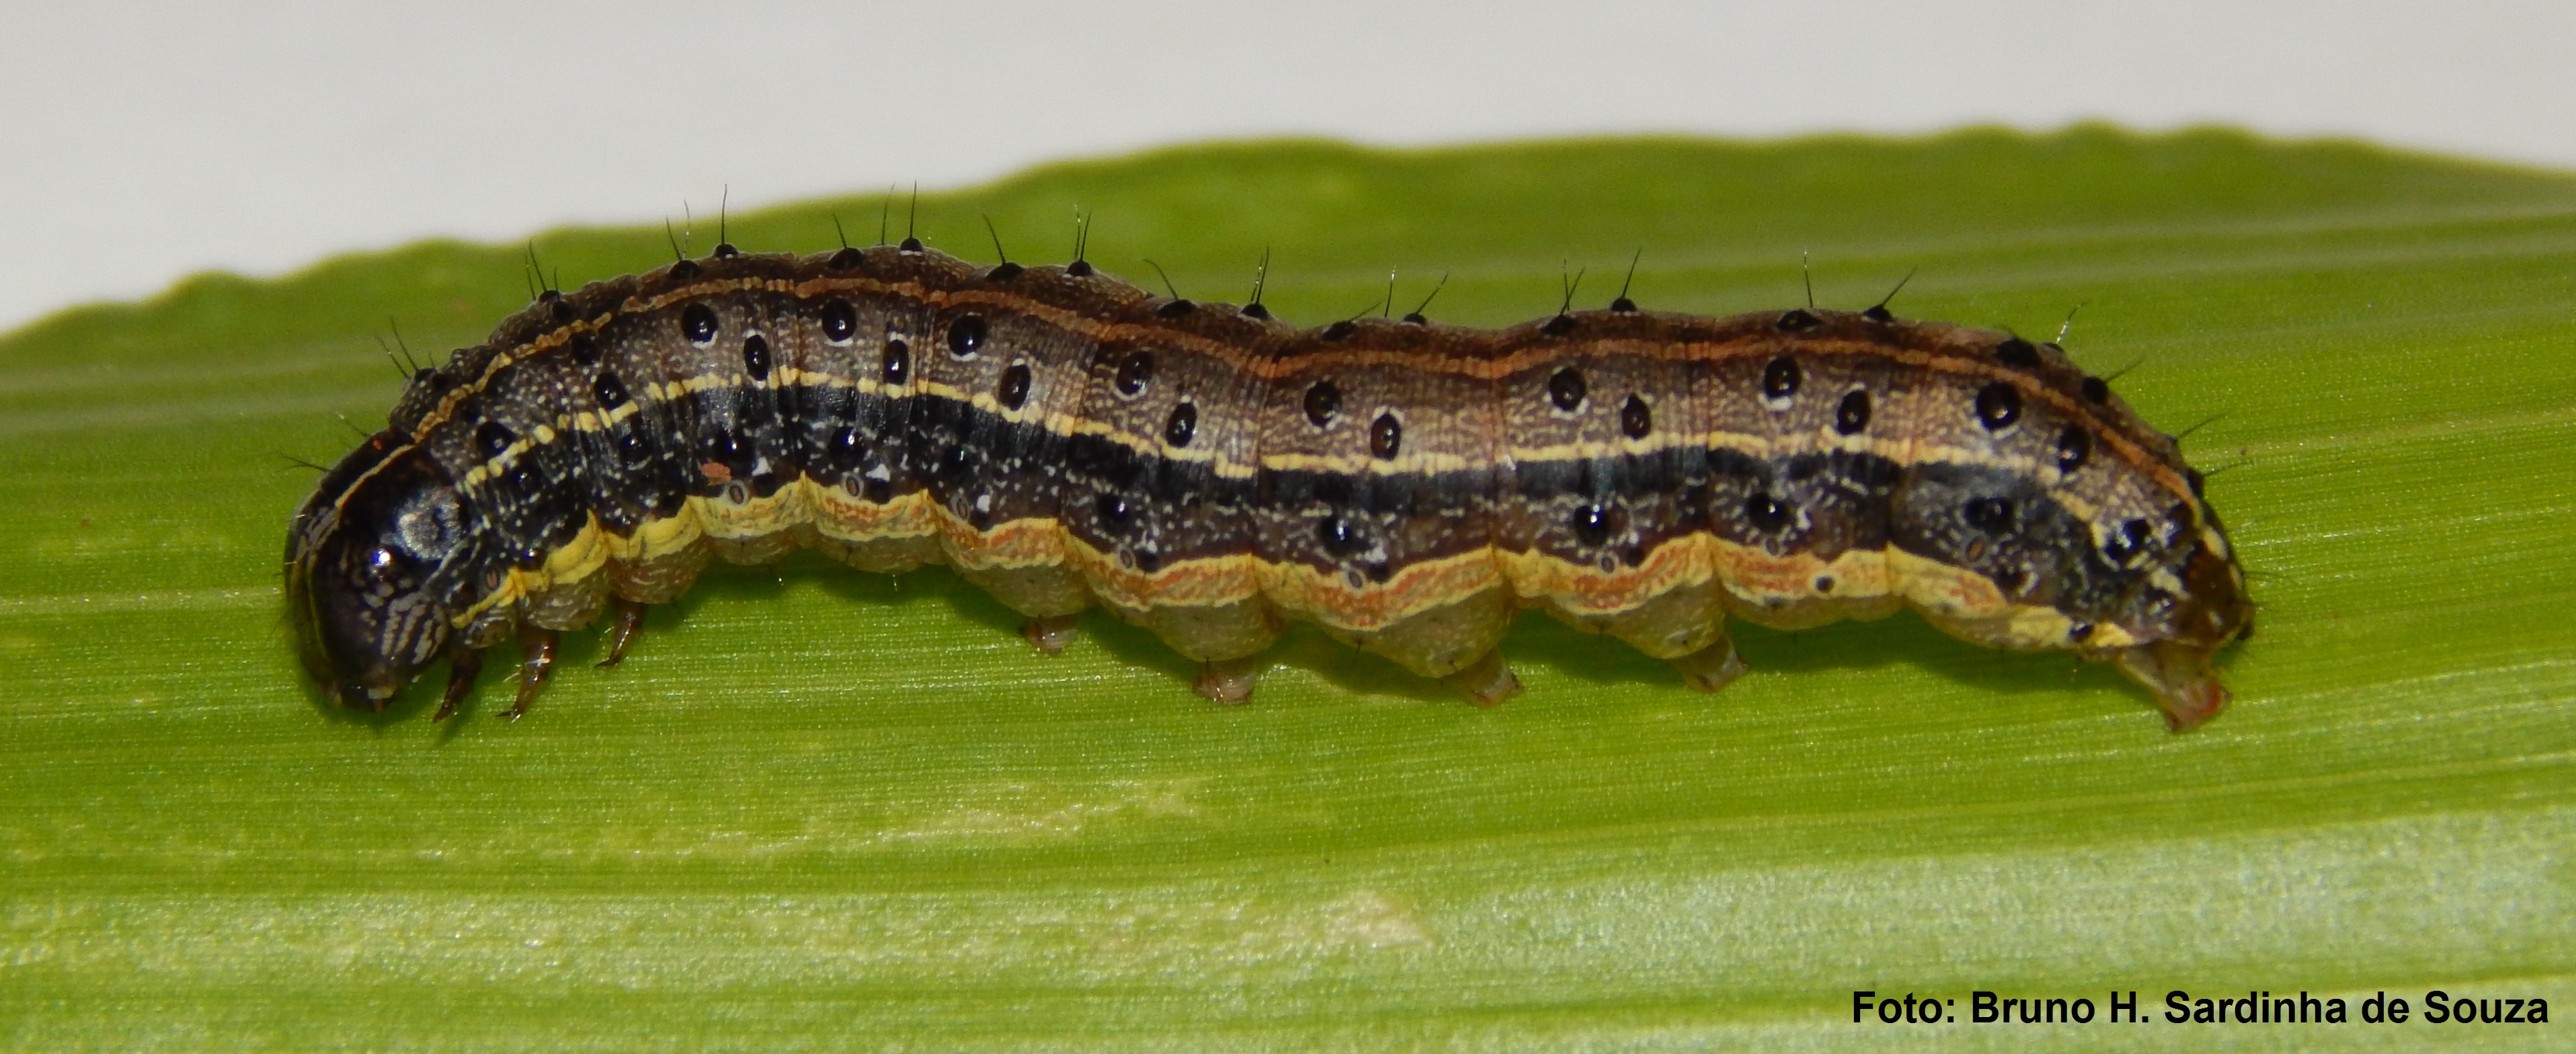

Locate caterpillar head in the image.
[286,436,471,710]
[2108,511,2255,732]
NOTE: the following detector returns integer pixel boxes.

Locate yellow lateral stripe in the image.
[465,488,2111,648]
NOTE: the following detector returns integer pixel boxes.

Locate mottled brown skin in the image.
[286,246,2252,729]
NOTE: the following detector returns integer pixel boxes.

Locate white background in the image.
[5,0,2570,333]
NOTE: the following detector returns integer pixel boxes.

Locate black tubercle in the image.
[1619,395,1652,439]
[947,315,987,358]
[741,334,771,381]
[592,372,629,409]
[2081,376,2111,404]
[821,300,858,342]
[1547,368,1586,411]
[1835,390,1871,434]
[1762,357,1801,401]
[1318,515,1361,556]
[882,339,912,385]
[1571,504,1612,546]
[1115,352,1154,397]
[1541,315,1576,337]
[998,364,1031,411]
[1156,299,1197,318]
[2056,427,2091,472]
[1962,497,2015,534]
[474,421,516,459]
[1776,309,1822,332]
[1370,413,1402,459]
[680,304,719,345]
[1743,493,1793,532]
[1995,337,2042,368]
[2104,518,2152,563]
[1974,382,2023,430]
[1303,381,1340,427]
[1164,403,1197,448]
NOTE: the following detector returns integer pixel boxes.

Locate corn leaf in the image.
[5,126,2572,1050]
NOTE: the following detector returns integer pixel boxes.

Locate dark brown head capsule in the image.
[285,440,473,709]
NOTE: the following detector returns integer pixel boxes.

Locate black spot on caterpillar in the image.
[286,245,2251,729]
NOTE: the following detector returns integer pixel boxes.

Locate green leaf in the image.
[5,126,2571,1049]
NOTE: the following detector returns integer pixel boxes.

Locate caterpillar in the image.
[286,241,2252,729]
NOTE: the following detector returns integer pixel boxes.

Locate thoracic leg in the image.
[597,599,650,667]
[503,628,559,721]
[433,646,484,721]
